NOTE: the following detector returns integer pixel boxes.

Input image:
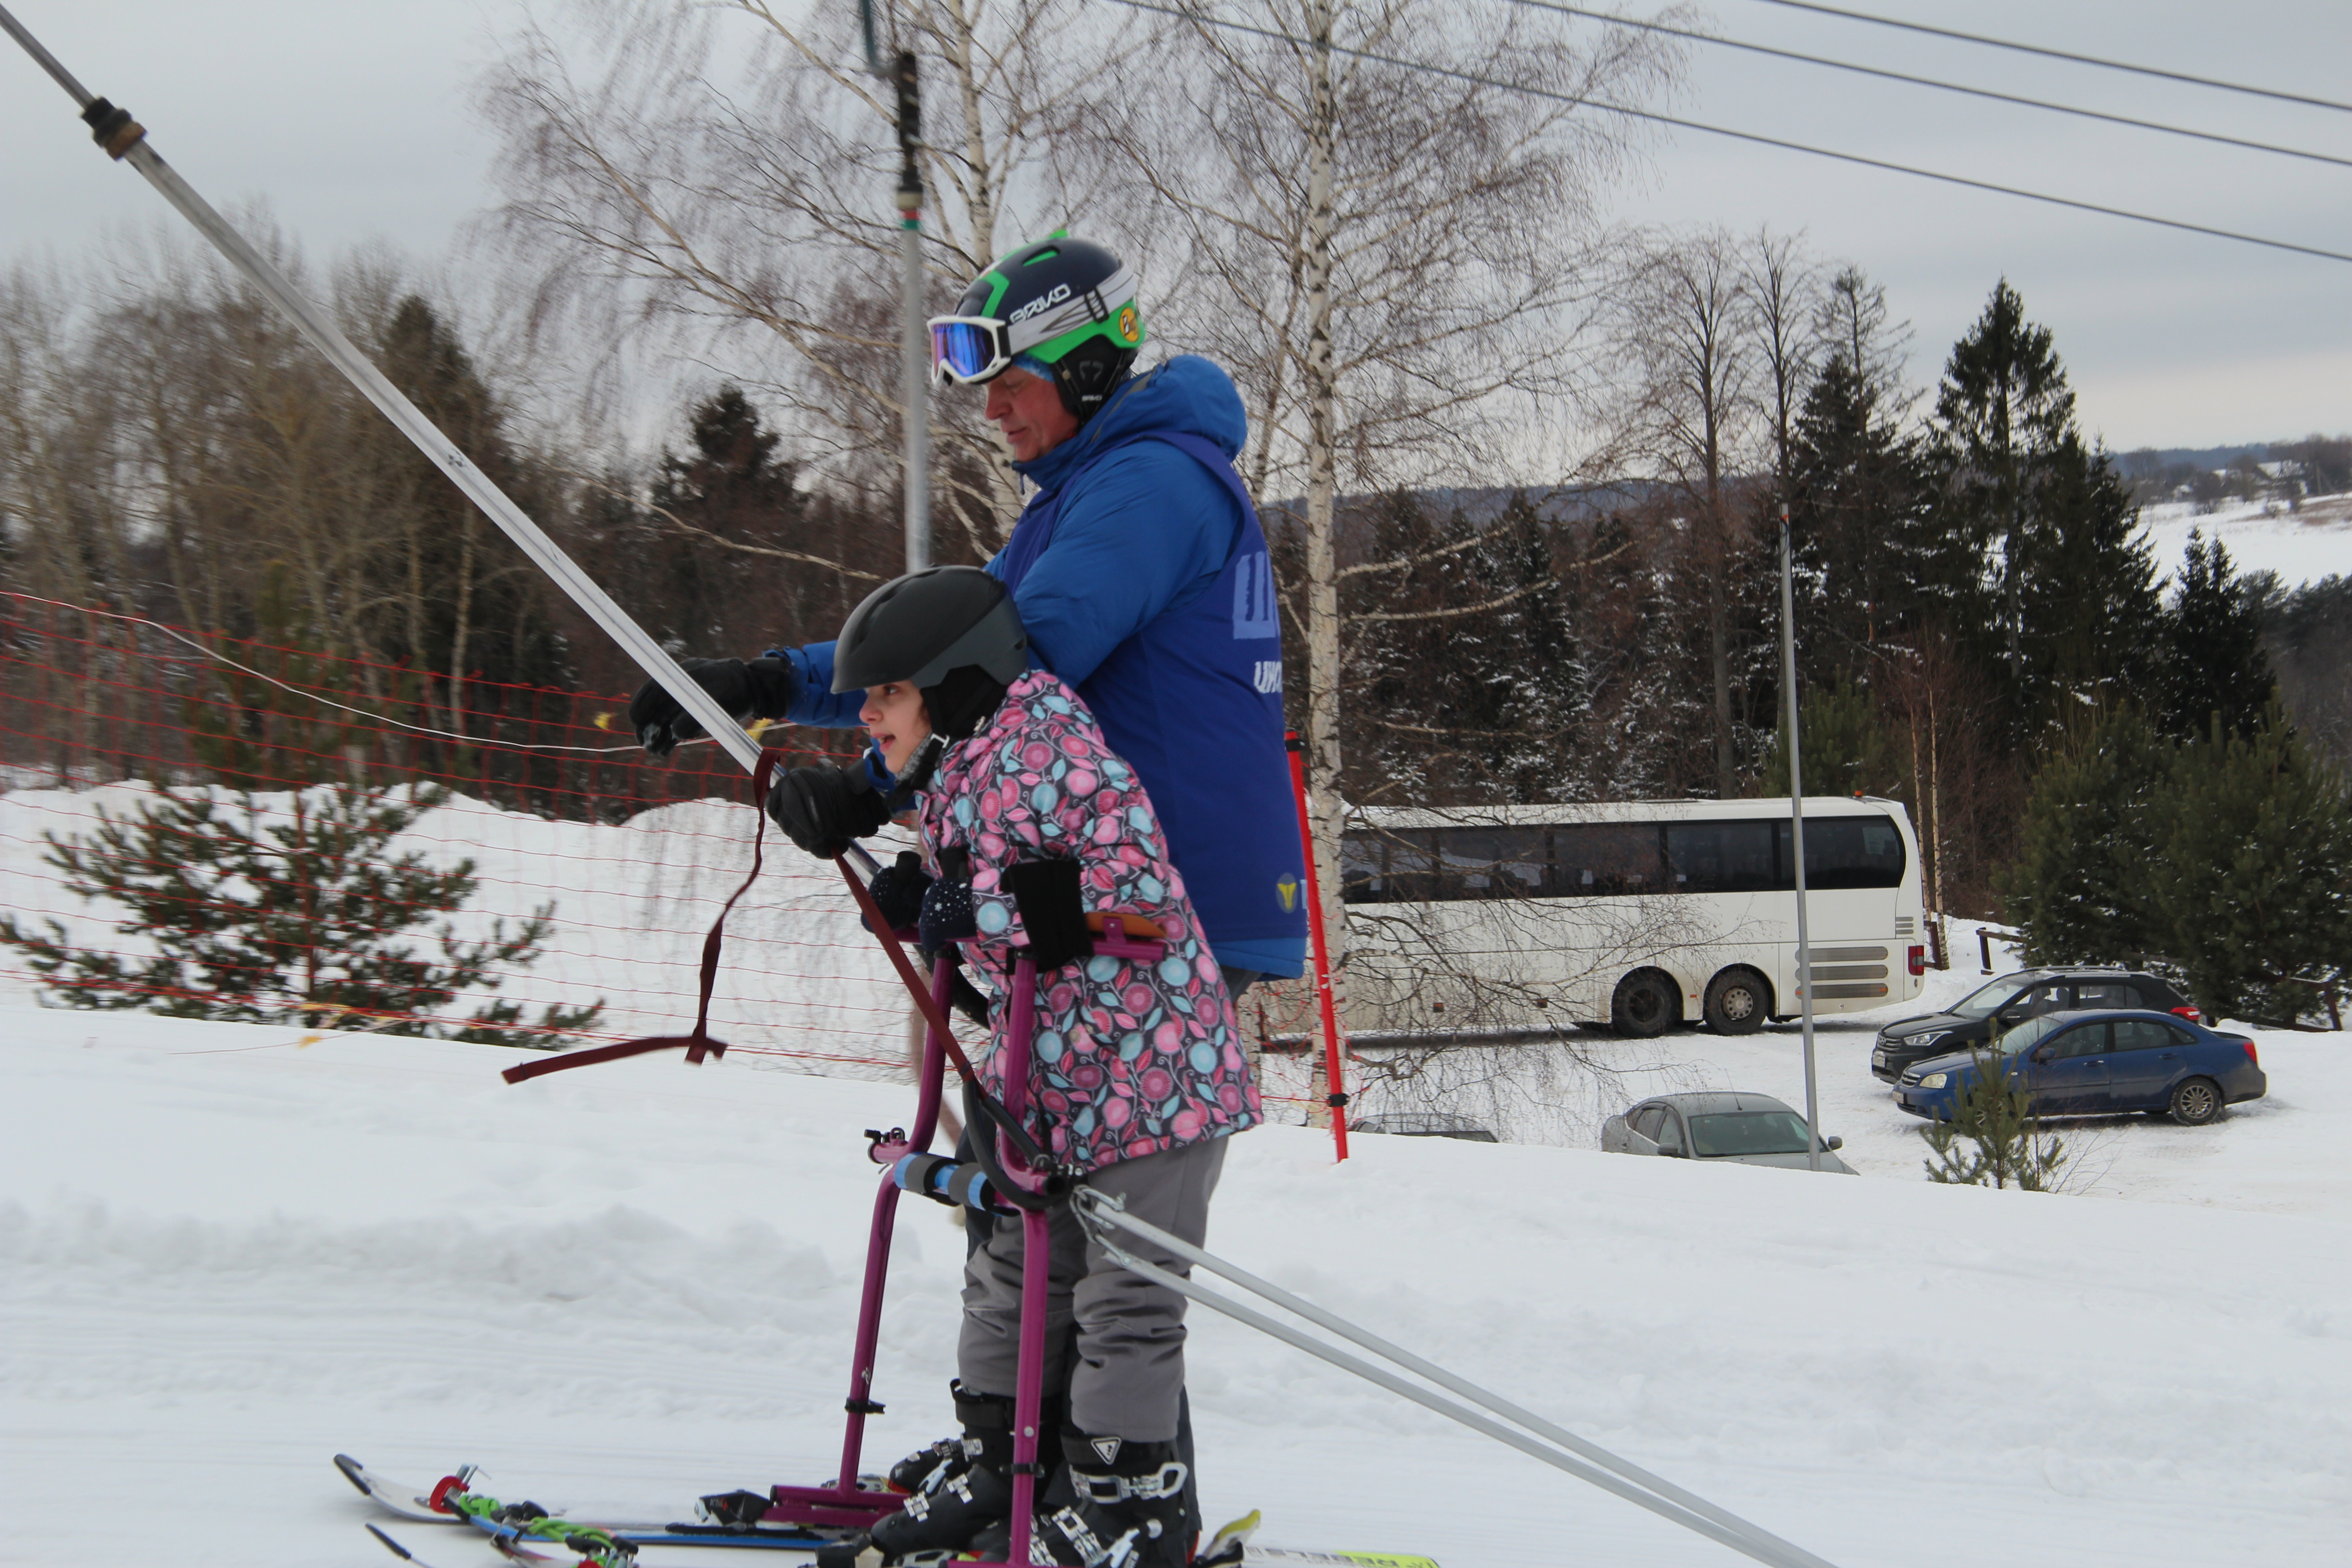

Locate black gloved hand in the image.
[863,851,935,933]
[629,656,799,759]
[764,763,894,859]
[916,874,979,950]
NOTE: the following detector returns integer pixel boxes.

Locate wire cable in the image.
[1509,0,2352,169]
[1742,0,2352,116]
[1106,0,2352,266]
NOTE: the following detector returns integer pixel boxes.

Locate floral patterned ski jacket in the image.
[918,670,1261,1173]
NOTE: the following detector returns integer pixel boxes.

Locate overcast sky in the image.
[4,0,2345,452]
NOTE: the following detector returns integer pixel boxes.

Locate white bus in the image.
[1337,797,1927,1037]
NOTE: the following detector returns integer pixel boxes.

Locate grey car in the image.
[1600,1092,1857,1173]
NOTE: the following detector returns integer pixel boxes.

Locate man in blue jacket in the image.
[629,234,1302,1565]
[631,235,1307,992]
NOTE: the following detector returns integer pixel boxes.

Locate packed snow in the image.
[4,951,2347,1568]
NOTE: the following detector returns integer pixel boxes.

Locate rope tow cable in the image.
[1073,1189,1846,1568]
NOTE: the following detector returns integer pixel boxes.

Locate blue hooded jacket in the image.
[779,356,1307,977]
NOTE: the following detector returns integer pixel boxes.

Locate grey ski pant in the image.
[956,1133,1229,1443]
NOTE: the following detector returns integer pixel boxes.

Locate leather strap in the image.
[503,747,789,1085]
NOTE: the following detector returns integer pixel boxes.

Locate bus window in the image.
[1340,829,1437,903]
[1666,820,1776,892]
[1437,828,1546,899]
[1775,816,1906,889]
[1552,823,1666,896]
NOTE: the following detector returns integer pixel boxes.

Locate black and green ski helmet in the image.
[934,234,1144,420]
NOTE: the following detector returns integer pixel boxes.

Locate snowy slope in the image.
[2137,493,2352,589]
[4,1000,2346,1568]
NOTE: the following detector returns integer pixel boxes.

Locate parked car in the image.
[1601,1092,1857,1173]
[1351,1112,1499,1142]
[1871,968,2199,1083]
[1893,1009,2265,1126]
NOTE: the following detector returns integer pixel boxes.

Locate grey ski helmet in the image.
[832,567,1029,741]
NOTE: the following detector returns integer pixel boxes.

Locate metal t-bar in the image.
[1075,1190,1843,1568]
[1,4,763,778]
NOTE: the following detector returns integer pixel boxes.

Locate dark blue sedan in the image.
[1894,1009,2266,1126]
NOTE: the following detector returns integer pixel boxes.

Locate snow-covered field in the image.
[4,962,2347,1568]
[2137,493,2352,589]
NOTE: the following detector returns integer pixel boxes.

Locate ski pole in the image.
[1073,1190,1845,1568]
[0,5,763,781]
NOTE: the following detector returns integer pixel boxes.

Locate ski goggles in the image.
[929,316,1016,387]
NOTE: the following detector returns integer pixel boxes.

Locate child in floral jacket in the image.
[924,668,1262,1168]
[811,566,1258,1568]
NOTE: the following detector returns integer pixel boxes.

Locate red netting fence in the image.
[2,591,1327,1111]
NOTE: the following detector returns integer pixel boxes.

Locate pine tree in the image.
[2000,704,2170,968]
[1763,674,1905,799]
[1921,1046,2069,1191]
[0,594,601,1046]
[2143,703,2352,1023]
[2155,529,2277,741]
[1787,352,1936,665]
[1923,281,2160,721]
[649,385,809,653]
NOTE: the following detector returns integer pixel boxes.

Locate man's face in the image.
[985,366,1080,462]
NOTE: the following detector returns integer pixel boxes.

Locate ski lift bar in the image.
[0,3,771,782]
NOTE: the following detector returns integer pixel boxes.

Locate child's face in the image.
[860,681,932,774]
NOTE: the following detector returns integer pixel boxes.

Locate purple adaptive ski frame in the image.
[760,919,1167,1568]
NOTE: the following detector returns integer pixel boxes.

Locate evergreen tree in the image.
[1786,353,1937,668]
[2155,529,2276,741]
[1920,1046,2069,1191]
[0,597,600,1046]
[1923,281,2159,721]
[2143,704,2352,1023]
[0,784,601,1044]
[372,296,570,695]
[1763,675,1905,799]
[2000,703,2170,969]
[648,385,809,653]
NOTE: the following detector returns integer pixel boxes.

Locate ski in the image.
[338,1455,838,1552]
[347,1461,1436,1568]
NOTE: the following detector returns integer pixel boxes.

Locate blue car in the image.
[1893,1008,2265,1126]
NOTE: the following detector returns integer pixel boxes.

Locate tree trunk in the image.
[1300,0,1348,964]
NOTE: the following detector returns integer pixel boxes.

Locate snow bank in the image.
[3,1002,2345,1568]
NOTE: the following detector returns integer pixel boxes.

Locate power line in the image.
[1743,0,2352,116]
[1104,0,2352,267]
[1508,0,2352,169]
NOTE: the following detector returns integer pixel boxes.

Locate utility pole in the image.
[862,1,928,573]
[892,48,929,573]
[1779,500,1823,1171]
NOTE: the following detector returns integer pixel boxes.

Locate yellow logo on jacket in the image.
[1275,874,1300,913]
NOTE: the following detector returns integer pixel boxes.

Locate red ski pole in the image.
[1285,731,1349,1161]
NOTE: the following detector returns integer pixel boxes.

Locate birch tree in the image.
[1075,0,1683,951]
[480,0,1142,562]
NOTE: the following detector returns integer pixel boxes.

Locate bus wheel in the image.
[1703,969,1770,1035]
[1612,970,1679,1038]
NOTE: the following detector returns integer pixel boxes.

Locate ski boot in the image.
[823,1382,1022,1566]
[1029,1432,1192,1568]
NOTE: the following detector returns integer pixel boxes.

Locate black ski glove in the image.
[765,763,893,859]
[917,875,979,950]
[630,656,799,759]
[862,851,934,933]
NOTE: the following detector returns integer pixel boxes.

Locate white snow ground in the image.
[4,970,2347,1568]
[2136,493,2352,590]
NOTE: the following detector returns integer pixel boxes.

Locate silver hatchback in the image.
[1601,1091,1857,1173]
